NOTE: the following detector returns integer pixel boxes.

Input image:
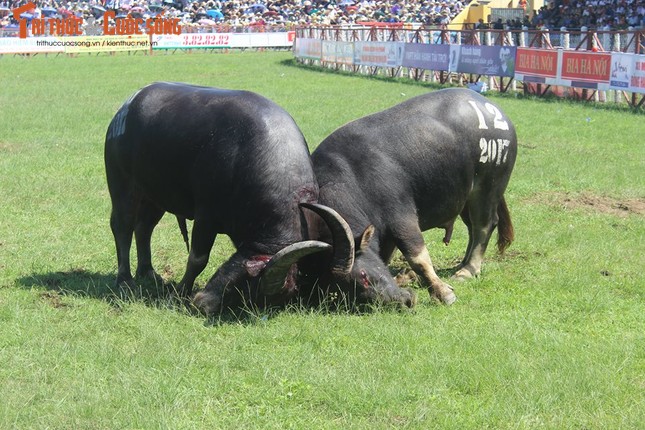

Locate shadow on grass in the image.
[14,269,220,320]
[14,269,403,326]
[17,268,120,300]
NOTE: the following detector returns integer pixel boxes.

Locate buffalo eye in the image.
[359,270,370,289]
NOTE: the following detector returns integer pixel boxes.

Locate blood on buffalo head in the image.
[194,203,415,314]
[298,203,416,308]
[193,239,334,314]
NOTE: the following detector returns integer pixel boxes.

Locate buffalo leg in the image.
[394,224,456,305]
[176,218,217,297]
[108,176,136,287]
[458,205,474,273]
[110,215,136,289]
[134,201,164,283]
[454,199,499,280]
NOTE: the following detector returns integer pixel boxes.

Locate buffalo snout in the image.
[368,283,417,309]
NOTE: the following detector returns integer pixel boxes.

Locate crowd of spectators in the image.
[1,0,644,33]
[532,0,645,30]
[0,0,470,32]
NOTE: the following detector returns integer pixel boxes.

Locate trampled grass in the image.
[0,51,643,429]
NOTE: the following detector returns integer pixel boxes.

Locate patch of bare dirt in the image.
[161,265,175,282]
[40,291,69,309]
[528,192,645,217]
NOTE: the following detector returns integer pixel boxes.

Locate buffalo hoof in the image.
[136,269,164,286]
[115,278,141,301]
[452,265,478,281]
[430,281,457,305]
[116,277,137,292]
[192,289,222,316]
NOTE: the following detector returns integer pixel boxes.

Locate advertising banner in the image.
[353,41,403,67]
[514,47,559,83]
[294,37,322,59]
[609,52,645,94]
[448,45,516,77]
[402,43,450,71]
[292,36,645,99]
[560,50,611,88]
[63,35,152,53]
[153,32,294,49]
[629,54,645,94]
[0,36,64,54]
[609,52,633,90]
[153,33,231,49]
[229,31,295,48]
[321,40,354,64]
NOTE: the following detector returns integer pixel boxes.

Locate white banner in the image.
[293,37,321,59]
[0,37,64,54]
[153,33,231,49]
[609,52,645,94]
[353,41,403,68]
[152,31,294,50]
[229,32,295,48]
[322,40,353,65]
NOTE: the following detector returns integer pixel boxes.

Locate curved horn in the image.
[260,240,332,295]
[300,203,354,275]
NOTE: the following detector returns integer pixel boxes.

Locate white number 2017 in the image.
[468,101,510,131]
[479,138,510,165]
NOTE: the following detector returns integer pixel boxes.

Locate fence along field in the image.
[0,51,643,428]
[294,26,645,108]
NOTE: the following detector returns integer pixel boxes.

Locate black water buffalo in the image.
[104,82,340,314]
[307,88,517,305]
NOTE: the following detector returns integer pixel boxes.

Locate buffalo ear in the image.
[359,225,375,252]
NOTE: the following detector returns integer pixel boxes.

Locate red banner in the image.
[561,51,611,83]
[515,48,558,78]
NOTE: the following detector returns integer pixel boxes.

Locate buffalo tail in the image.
[177,216,190,252]
[497,197,514,254]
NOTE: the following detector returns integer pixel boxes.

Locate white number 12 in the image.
[468,101,510,131]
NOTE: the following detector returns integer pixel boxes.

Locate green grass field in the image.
[1,51,643,429]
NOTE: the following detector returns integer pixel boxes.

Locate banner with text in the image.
[0,35,151,54]
[559,50,612,89]
[294,37,322,59]
[0,36,64,54]
[514,47,559,84]
[402,43,450,71]
[152,32,295,49]
[64,35,152,53]
[514,48,645,93]
[447,45,517,77]
[322,40,354,64]
[229,31,295,48]
[153,33,231,49]
[353,41,403,67]
[608,52,645,93]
